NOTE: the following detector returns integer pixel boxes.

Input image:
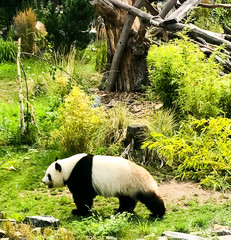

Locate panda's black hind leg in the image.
[72,196,94,216]
[137,192,165,218]
[117,196,137,213]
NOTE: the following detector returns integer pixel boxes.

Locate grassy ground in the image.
[1,146,231,239]
[1,59,231,239]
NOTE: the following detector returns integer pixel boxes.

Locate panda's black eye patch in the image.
[48,173,52,182]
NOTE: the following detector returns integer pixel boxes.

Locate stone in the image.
[107,99,116,108]
[0,219,16,224]
[158,237,168,240]
[23,216,60,227]
[214,224,231,236]
[218,236,231,240]
[216,230,231,236]
[0,229,6,238]
[162,231,206,240]
[31,227,42,235]
[93,95,101,108]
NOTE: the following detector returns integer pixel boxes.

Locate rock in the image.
[158,237,168,240]
[0,229,6,238]
[162,231,206,240]
[218,236,231,240]
[214,224,231,236]
[31,227,42,235]
[105,236,117,240]
[216,230,231,236]
[93,95,101,108]
[0,219,16,224]
[23,216,60,227]
[107,99,116,108]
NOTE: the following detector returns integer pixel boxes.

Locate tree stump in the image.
[124,124,148,150]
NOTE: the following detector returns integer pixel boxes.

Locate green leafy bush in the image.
[68,213,131,239]
[51,86,104,153]
[0,39,17,62]
[143,117,231,190]
[147,39,231,119]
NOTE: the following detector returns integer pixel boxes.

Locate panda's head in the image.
[42,158,65,188]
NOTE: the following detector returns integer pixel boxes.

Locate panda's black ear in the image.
[55,157,58,161]
[55,162,62,172]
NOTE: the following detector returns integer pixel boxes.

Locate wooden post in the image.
[17,38,25,135]
[105,0,144,91]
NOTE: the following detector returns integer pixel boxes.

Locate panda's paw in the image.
[71,209,79,215]
[72,209,90,216]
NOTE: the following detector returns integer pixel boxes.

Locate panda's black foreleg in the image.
[137,191,166,218]
[72,195,94,216]
[118,196,137,213]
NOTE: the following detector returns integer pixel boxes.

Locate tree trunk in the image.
[93,0,149,91]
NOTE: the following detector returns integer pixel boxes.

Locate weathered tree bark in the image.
[105,0,144,91]
[165,0,201,22]
[16,38,26,135]
[159,0,177,18]
[92,0,150,91]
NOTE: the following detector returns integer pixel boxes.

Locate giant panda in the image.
[42,153,165,218]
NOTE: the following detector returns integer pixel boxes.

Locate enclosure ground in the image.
[159,180,231,206]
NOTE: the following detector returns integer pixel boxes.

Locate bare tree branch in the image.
[166,0,201,22]
[199,3,231,8]
[98,0,231,51]
[160,0,177,19]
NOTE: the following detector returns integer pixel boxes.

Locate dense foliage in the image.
[35,0,95,50]
[143,117,231,190]
[147,39,231,119]
[0,0,94,50]
[51,86,104,153]
[0,39,17,62]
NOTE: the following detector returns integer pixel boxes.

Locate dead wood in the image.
[199,3,231,8]
[98,0,231,51]
[16,38,25,135]
[106,0,144,91]
[165,0,201,22]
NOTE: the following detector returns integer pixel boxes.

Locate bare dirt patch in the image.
[159,180,231,205]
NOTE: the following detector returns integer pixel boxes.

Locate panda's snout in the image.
[42,177,47,184]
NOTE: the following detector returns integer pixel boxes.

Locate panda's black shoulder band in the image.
[65,154,96,198]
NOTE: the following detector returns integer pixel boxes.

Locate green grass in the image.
[1,146,231,239]
[1,51,231,239]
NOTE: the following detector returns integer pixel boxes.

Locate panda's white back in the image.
[92,155,158,198]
